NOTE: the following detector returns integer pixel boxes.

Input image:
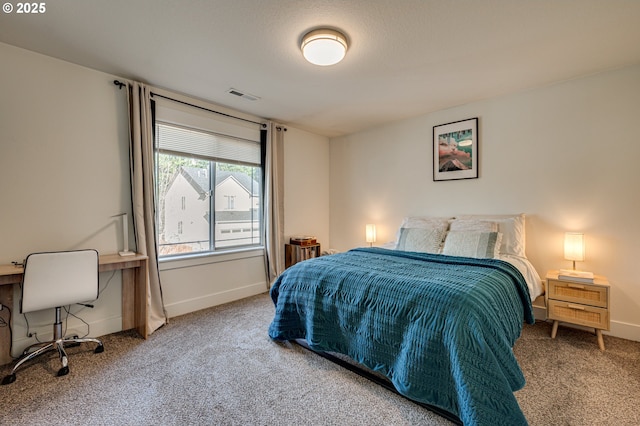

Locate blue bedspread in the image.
[269,248,534,426]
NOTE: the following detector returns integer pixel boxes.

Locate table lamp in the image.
[365,224,376,247]
[560,232,592,278]
[113,213,135,257]
[564,232,584,270]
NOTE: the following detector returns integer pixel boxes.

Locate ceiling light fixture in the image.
[300,28,348,66]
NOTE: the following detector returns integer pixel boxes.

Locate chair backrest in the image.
[21,249,99,313]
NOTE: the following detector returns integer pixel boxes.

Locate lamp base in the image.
[118,251,136,257]
[559,269,594,279]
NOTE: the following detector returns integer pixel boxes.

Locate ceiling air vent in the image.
[227,88,260,101]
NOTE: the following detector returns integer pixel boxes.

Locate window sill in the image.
[158,246,264,271]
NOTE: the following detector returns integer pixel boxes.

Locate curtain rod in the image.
[113,80,266,128]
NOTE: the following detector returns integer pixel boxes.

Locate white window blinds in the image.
[154,96,262,166]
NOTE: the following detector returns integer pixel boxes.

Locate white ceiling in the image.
[1,0,640,137]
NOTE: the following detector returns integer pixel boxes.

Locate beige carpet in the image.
[0,293,638,425]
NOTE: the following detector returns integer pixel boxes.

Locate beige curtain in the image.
[263,122,285,285]
[126,81,167,334]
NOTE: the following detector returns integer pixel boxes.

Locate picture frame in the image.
[433,117,478,181]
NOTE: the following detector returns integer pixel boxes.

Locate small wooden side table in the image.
[545,270,610,350]
[284,243,321,269]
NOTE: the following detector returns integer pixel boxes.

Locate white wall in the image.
[159,248,267,318]
[0,42,131,352]
[0,42,331,355]
[330,64,640,341]
[284,127,331,251]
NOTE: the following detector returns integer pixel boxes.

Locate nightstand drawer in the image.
[547,300,609,330]
[547,279,608,308]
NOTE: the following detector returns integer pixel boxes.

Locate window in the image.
[154,98,263,258]
[225,195,235,210]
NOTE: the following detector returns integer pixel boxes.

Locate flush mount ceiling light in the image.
[300,28,348,66]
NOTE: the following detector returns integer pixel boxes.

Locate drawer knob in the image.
[567,283,585,289]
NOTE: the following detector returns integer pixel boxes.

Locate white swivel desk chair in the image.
[2,249,104,385]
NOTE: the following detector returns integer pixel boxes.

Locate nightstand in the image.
[545,270,610,350]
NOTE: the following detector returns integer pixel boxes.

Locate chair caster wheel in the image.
[57,366,69,377]
[94,344,104,354]
[1,374,16,385]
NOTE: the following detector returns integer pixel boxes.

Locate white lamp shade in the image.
[564,232,585,262]
[301,29,348,66]
[365,224,377,244]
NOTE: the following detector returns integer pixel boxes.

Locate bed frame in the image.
[294,339,462,425]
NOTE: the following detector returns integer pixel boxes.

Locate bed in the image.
[269,214,542,426]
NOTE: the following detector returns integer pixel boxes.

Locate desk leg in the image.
[0,285,13,365]
[121,269,135,332]
[121,259,149,339]
[135,258,148,339]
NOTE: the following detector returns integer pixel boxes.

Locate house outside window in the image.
[154,100,263,258]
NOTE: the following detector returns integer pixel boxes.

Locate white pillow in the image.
[399,216,452,230]
[394,216,451,250]
[442,231,503,259]
[449,218,498,233]
[455,214,526,257]
[396,227,446,254]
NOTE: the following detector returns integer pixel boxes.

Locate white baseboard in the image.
[608,320,640,342]
[538,319,640,343]
[9,283,267,357]
[164,281,268,319]
[530,295,639,342]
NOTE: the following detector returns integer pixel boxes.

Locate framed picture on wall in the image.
[433,117,478,181]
